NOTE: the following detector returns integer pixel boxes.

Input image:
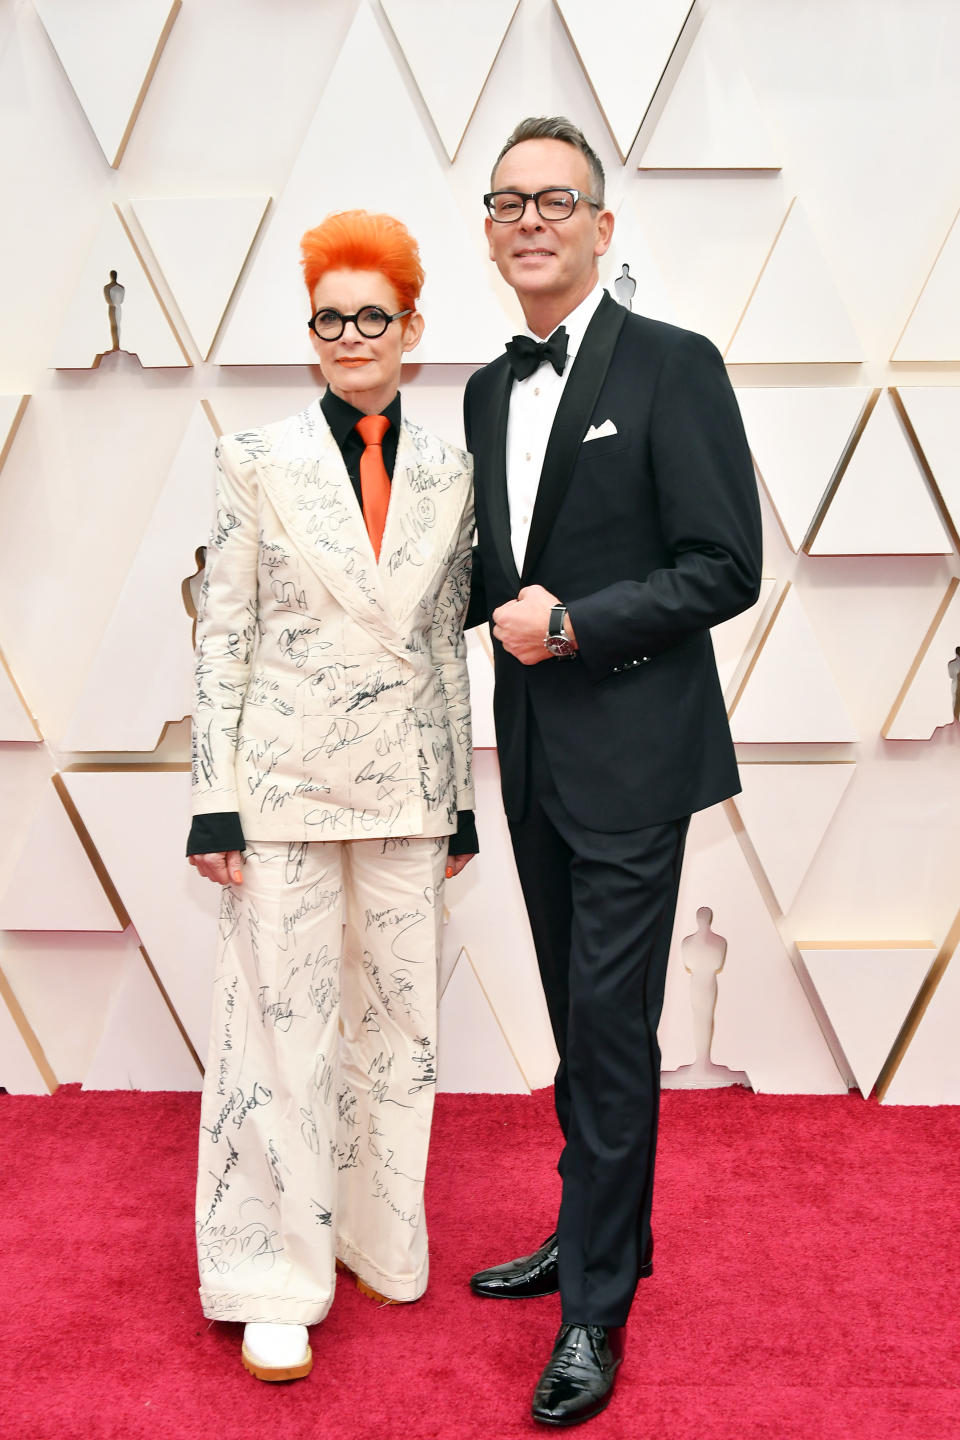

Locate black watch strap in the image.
[544,603,576,658]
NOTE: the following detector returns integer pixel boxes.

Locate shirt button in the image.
[525,452,531,461]
[534,387,540,396]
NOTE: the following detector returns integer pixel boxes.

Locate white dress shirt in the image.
[506,285,605,574]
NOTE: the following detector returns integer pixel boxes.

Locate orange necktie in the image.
[355,413,391,560]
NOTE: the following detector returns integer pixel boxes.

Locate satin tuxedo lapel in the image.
[378,422,472,630]
[521,292,627,583]
[476,361,520,593]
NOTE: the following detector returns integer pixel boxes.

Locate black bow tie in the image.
[504,327,568,381]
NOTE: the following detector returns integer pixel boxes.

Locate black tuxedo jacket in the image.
[465,291,762,833]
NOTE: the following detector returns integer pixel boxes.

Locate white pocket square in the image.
[583,419,618,442]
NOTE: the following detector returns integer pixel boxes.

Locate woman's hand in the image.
[188,850,244,886]
[445,853,474,879]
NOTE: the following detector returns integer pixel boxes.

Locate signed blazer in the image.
[466,291,762,832]
[191,399,474,843]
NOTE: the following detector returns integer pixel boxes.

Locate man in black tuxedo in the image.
[465,117,762,1427]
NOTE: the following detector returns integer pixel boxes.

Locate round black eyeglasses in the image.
[307,305,412,341]
[483,189,600,223]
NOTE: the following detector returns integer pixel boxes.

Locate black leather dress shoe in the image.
[531,1323,625,1427]
[470,1233,653,1300]
[470,1232,559,1298]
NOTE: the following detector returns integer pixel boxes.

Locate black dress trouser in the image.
[507,715,689,1326]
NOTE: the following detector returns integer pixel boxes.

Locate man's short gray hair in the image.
[491,116,606,207]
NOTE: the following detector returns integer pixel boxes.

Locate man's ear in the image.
[594,207,614,260]
[401,310,425,354]
[485,215,495,258]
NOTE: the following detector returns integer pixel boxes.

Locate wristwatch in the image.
[544,603,577,658]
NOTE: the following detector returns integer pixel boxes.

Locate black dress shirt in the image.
[320,386,401,503]
[187,388,477,857]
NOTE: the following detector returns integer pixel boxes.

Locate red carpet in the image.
[2,1085,959,1440]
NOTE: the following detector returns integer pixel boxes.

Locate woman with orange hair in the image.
[187,211,475,1381]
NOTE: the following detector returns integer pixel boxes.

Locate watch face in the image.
[546,634,576,657]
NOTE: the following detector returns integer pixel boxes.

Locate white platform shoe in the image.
[241,1322,313,1382]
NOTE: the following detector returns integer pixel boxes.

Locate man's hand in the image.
[189,850,244,886]
[492,584,567,666]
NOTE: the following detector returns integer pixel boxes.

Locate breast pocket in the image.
[580,429,630,461]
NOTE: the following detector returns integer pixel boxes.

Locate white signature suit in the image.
[192,398,473,842]
[192,398,474,1323]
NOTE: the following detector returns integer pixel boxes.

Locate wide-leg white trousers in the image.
[195,834,447,1324]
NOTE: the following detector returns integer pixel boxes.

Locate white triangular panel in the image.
[882,947,960,1104]
[0,987,53,1093]
[83,950,201,1090]
[734,764,856,913]
[623,181,788,352]
[51,206,189,368]
[604,204,678,326]
[808,391,953,556]
[638,10,779,170]
[799,944,934,1099]
[0,781,123,932]
[895,387,960,540]
[663,804,845,1093]
[34,0,180,167]
[735,387,871,552]
[437,947,529,1094]
[554,0,695,161]
[729,585,859,743]
[0,394,29,475]
[129,196,271,359]
[726,199,862,363]
[216,5,509,365]
[62,403,218,751]
[711,576,776,699]
[642,178,790,352]
[0,648,41,742]
[380,0,519,161]
[61,771,219,1055]
[441,751,557,1090]
[893,206,960,362]
[465,626,496,749]
[0,939,133,1085]
[883,580,960,740]
[437,931,460,1000]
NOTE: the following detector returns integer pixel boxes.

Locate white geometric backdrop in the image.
[1,0,959,1105]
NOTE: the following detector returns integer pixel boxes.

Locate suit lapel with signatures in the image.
[258,400,403,651]
[257,402,467,652]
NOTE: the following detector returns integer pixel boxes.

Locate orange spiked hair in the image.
[300,210,425,314]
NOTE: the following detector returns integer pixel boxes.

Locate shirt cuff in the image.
[186,811,246,856]
[447,810,478,856]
